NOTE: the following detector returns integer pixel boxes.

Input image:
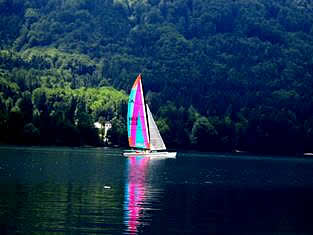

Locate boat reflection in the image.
[123,156,150,234]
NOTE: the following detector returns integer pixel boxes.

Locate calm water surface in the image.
[1,146,313,234]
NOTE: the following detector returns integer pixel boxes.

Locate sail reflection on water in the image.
[123,157,150,234]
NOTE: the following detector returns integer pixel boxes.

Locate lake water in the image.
[1,146,313,234]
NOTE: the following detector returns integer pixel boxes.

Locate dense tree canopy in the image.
[1,0,313,153]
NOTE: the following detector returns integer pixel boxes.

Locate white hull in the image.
[123,151,176,158]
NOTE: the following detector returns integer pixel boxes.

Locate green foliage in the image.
[191,116,217,150]
[106,116,128,147]
[1,0,313,153]
[0,73,127,145]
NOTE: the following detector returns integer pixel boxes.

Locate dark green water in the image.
[1,146,313,234]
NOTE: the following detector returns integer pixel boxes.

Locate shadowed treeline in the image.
[1,0,313,153]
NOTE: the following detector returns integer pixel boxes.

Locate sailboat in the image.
[123,74,176,158]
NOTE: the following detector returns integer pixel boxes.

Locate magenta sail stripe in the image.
[139,81,149,148]
[138,80,149,148]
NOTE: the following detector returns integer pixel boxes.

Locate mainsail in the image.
[146,105,166,151]
[127,74,150,149]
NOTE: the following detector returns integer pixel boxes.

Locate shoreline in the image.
[0,144,312,158]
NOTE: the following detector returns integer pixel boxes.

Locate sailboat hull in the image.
[123,151,176,158]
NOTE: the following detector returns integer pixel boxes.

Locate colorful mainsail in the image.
[127,74,150,149]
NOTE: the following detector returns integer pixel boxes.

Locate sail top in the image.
[127,74,150,149]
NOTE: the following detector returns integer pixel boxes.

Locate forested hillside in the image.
[1,0,313,153]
